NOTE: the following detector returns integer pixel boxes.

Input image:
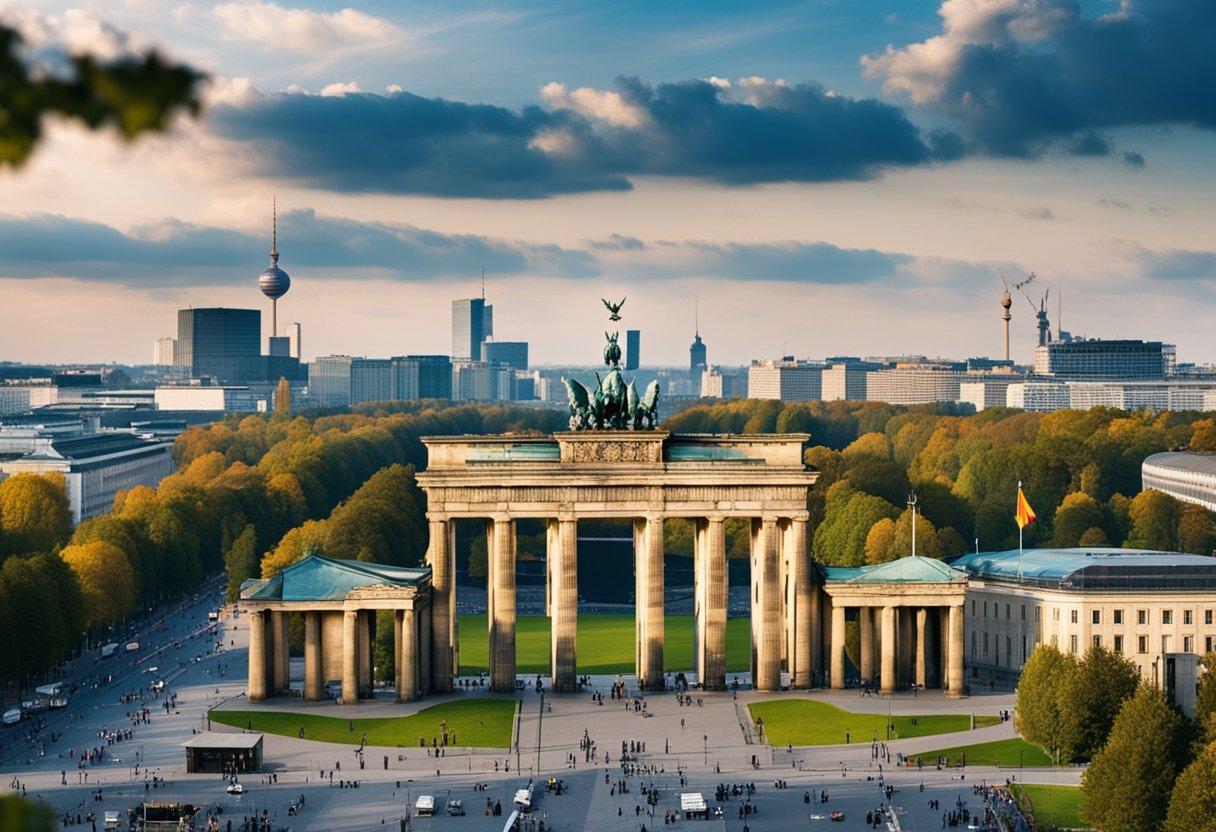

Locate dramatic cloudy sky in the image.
[1,0,1213,367]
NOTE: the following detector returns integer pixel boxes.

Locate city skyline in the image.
[0,1,1212,367]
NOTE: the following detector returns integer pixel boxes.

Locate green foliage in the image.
[1058,644,1140,762]
[1081,684,1191,832]
[1014,643,1077,762]
[1128,489,1183,551]
[0,23,202,168]
[747,699,1000,746]
[374,610,395,683]
[210,699,517,749]
[1015,784,1084,831]
[1165,741,1216,832]
[920,737,1053,768]
[1196,652,1216,741]
[224,524,259,602]
[59,540,136,629]
[812,482,900,566]
[0,793,57,832]
[0,553,82,685]
[274,377,291,414]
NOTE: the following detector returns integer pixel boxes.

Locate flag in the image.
[1016,487,1036,530]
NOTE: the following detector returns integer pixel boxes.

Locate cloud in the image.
[207,76,952,198]
[208,2,401,52]
[1121,151,1145,169]
[862,0,1216,157]
[1124,244,1216,283]
[0,210,598,285]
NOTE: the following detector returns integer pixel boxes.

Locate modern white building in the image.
[154,337,176,366]
[821,360,877,401]
[1143,452,1216,514]
[865,366,966,406]
[701,366,748,399]
[1033,338,1175,379]
[154,386,266,412]
[1007,380,1216,413]
[959,376,1023,412]
[747,359,825,402]
[0,424,175,522]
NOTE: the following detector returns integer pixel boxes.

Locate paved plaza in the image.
[1,594,1077,831]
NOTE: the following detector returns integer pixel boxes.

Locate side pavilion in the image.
[241,555,432,704]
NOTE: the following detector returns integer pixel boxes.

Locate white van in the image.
[415,795,435,817]
[2,709,20,726]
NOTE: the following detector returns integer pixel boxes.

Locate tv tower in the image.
[258,199,291,346]
[1000,277,1012,361]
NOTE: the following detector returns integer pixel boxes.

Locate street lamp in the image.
[703,735,708,766]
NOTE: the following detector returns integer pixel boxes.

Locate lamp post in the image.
[703,735,708,766]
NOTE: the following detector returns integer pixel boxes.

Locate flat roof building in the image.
[1143,452,1216,515]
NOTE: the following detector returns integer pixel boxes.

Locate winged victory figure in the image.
[601,297,626,321]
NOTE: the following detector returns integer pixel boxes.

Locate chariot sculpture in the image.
[564,297,659,430]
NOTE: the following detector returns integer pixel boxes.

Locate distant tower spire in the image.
[258,197,291,345]
[1000,278,1012,362]
[481,266,485,300]
[694,295,700,337]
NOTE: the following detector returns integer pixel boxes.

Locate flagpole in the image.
[1017,480,1024,583]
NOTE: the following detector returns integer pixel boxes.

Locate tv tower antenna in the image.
[694,295,699,337]
[481,267,485,300]
[999,276,1012,362]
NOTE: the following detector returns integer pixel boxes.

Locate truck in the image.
[100,642,120,660]
[414,795,435,817]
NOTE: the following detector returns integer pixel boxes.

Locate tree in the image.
[1014,643,1076,762]
[864,518,896,564]
[1078,526,1111,547]
[0,23,202,168]
[224,525,260,602]
[0,794,57,832]
[1177,504,1216,557]
[1058,644,1140,762]
[1165,741,1216,832]
[275,377,292,415]
[0,472,72,557]
[1190,418,1216,453]
[59,540,136,629]
[1127,488,1182,551]
[1081,684,1191,832]
[1052,492,1108,549]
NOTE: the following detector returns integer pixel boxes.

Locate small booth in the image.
[680,793,709,820]
[183,732,264,774]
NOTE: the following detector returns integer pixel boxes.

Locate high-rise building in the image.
[452,361,496,401]
[701,366,748,399]
[865,364,966,405]
[690,333,707,396]
[154,337,175,366]
[625,330,641,371]
[287,322,303,360]
[452,298,486,361]
[350,359,393,404]
[309,356,354,408]
[174,308,262,382]
[482,341,529,371]
[1032,339,1175,380]
[822,358,880,401]
[391,355,452,400]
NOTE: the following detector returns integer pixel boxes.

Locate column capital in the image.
[706,514,726,525]
[491,513,513,524]
[426,512,448,522]
[789,512,810,523]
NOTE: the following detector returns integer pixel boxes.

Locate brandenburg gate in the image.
[418,431,819,694]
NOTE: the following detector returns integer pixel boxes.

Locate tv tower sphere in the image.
[259,202,290,300]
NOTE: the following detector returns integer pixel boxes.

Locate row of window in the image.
[971,598,1216,627]
[973,631,1216,667]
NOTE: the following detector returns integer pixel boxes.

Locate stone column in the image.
[342,609,359,704]
[915,607,928,689]
[393,610,405,700]
[788,515,813,688]
[809,587,822,686]
[304,611,323,701]
[420,607,432,694]
[830,601,846,690]
[272,612,289,694]
[860,607,874,685]
[938,608,950,689]
[947,603,965,697]
[880,605,897,694]
[248,610,268,701]
[488,516,517,693]
[399,607,417,702]
[550,517,578,693]
[426,516,455,693]
[694,516,727,691]
[634,516,666,690]
[751,517,782,691]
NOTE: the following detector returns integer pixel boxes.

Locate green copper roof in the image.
[824,555,967,584]
[949,547,1216,590]
[242,554,430,602]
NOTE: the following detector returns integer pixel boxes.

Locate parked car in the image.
[226,783,244,795]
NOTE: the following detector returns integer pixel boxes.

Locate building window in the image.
[1162,635,1172,654]
[1022,636,1028,663]
[971,600,976,616]
[1093,635,1101,648]
[1184,610,1193,625]
[1035,608,1041,623]
[983,632,989,657]
[1138,610,1148,625]
[994,638,998,664]
[1006,637,1012,667]
[1021,605,1026,621]
[972,631,977,655]
[1184,636,1194,653]
[1053,608,1060,622]
[1207,636,1214,653]
[1163,610,1173,625]
[1070,635,1078,654]
[1070,610,1079,624]
[1092,610,1101,625]
[1206,610,1213,626]
[1114,635,1123,654]
[1051,634,1059,647]
[1138,635,1148,654]
[984,602,988,618]
[1006,604,1011,620]
[1114,609,1123,625]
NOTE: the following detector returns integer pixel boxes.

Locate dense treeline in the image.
[669,400,1216,562]
[0,404,564,690]
[1016,643,1216,831]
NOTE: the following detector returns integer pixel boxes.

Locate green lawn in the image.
[917,736,1053,768]
[456,614,751,674]
[1016,783,1084,830]
[746,700,1001,746]
[210,699,517,748]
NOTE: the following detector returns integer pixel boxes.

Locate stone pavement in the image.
[1,599,1080,831]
